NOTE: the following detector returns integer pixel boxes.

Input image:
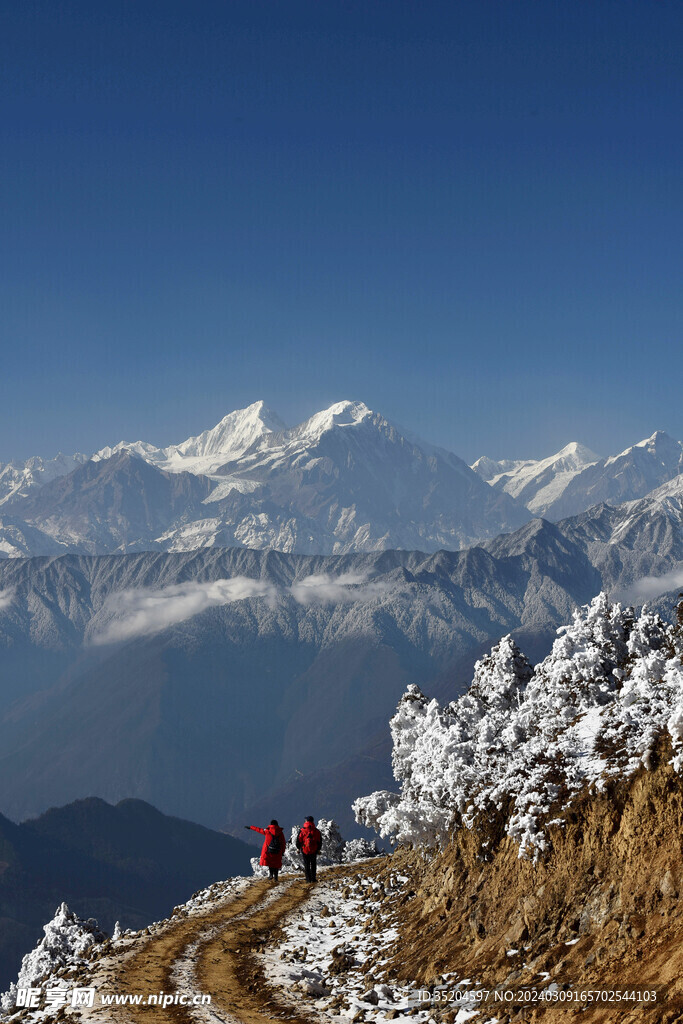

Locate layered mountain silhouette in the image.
[0,797,253,990]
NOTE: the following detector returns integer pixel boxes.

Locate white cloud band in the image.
[90,572,387,645]
[615,566,683,606]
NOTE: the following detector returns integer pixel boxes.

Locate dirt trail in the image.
[104,866,360,1024]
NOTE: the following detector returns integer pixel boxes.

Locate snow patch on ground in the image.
[260,871,492,1023]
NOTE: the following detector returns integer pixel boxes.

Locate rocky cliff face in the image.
[374,748,683,1022]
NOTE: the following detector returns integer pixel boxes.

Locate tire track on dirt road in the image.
[108,866,365,1024]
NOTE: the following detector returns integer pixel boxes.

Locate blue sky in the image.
[1,0,680,463]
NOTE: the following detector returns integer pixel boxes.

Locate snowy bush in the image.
[318,818,345,864]
[342,837,382,862]
[249,856,269,878]
[1,903,106,1013]
[354,595,683,858]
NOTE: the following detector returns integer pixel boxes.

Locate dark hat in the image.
[270,819,279,826]
[305,815,314,823]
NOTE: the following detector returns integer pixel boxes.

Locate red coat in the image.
[296,822,322,855]
[249,824,286,868]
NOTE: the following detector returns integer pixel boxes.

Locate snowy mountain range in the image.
[1,402,681,560]
[0,401,529,557]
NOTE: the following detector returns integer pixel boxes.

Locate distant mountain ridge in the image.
[0,796,253,991]
[472,430,683,520]
[0,538,599,830]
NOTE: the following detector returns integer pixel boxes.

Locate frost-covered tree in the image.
[355,595,683,858]
[342,837,382,862]
[1,904,106,1013]
[317,818,345,863]
[355,634,533,847]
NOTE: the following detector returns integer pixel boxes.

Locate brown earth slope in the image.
[370,741,683,1022]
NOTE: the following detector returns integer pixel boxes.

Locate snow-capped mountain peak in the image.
[470,441,601,515]
[91,401,288,478]
[605,429,681,466]
[172,401,287,461]
[475,429,683,522]
[294,400,373,440]
[470,454,524,482]
[554,440,600,462]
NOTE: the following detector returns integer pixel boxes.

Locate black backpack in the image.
[267,833,282,855]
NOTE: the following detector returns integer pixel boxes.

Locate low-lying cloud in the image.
[0,589,14,612]
[615,567,683,606]
[91,572,388,645]
[290,572,389,605]
[92,578,278,645]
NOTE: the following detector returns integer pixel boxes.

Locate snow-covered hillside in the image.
[355,595,683,857]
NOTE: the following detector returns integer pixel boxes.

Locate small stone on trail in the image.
[361,988,379,1005]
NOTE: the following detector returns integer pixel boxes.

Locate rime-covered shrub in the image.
[318,818,345,864]
[1,903,106,1013]
[355,595,683,858]
[342,837,382,862]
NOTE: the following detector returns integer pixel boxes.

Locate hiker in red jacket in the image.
[296,816,322,882]
[245,819,286,882]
